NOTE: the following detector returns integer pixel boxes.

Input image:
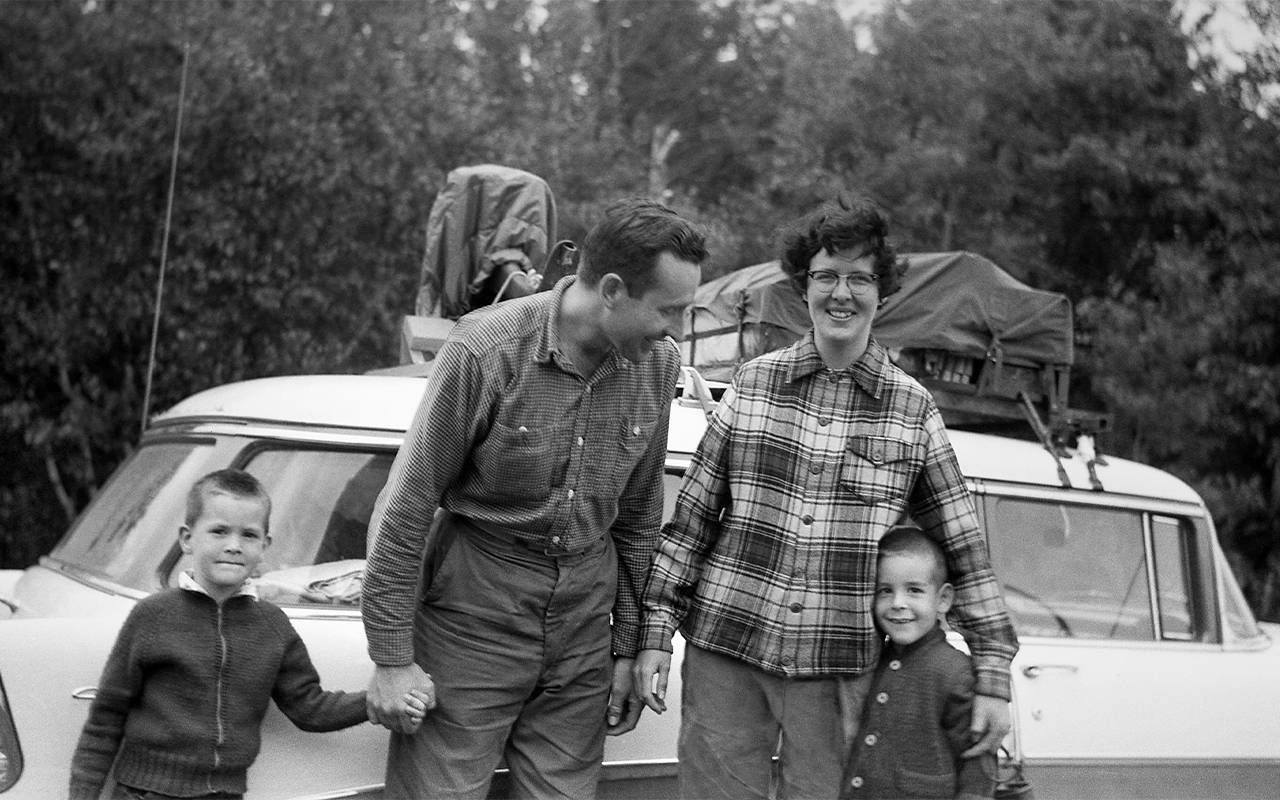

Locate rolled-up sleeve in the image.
[911,405,1020,699]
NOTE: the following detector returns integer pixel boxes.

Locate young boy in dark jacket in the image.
[841,527,996,800]
[69,469,428,800]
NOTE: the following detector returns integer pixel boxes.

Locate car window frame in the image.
[972,480,1221,646]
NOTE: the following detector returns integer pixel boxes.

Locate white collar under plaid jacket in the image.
[639,332,1019,699]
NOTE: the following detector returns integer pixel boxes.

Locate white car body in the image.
[0,372,1277,799]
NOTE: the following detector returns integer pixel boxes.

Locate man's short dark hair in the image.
[877,526,948,586]
[185,468,272,533]
[780,193,907,299]
[578,198,708,296]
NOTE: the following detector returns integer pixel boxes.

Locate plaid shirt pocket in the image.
[840,437,919,503]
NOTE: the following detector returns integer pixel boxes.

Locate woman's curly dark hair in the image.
[779,193,907,299]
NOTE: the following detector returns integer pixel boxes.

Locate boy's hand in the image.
[961,694,1011,758]
[402,686,434,732]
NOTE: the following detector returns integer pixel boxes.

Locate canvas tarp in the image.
[682,251,1074,380]
[414,164,557,319]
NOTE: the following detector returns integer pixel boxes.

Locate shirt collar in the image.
[179,570,258,601]
[536,274,626,378]
[886,624,948,658]
[784,331,889,400]
[532,274,575,365]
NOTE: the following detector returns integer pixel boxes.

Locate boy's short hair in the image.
[877,526,948,586]
[185,468,272,533]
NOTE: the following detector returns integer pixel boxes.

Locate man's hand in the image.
[368,664,435,734]
[605,657,644,736]
[631,649,670,715]
[961,693,1011,758]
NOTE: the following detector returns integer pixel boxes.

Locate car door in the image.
[979,486,1280,798]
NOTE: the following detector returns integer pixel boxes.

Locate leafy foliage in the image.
[3,0,1280,619]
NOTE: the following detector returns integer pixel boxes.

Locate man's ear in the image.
[937,582,955,614]
[178,525,193,553]
[598,273,629,307]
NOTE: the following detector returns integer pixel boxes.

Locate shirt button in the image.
[551,535,561,545]
[518,425,529,434]
[810,463,823,474]
[801,514,814,525]
[567,489,575,500]
[889,659,901,671]
[632,425,641,435]
[876,692,889,704]
[788,602,803,613]
[577,436,584,446]
[818,418,830,427]
[864,733,877,746]
[850,776,863,789]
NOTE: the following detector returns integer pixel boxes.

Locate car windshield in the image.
[52,438,397,605]
[52,436,689,608]
[52,440,225,593]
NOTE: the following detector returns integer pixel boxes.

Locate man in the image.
[633,194,1018,799]
[362,198,707,800]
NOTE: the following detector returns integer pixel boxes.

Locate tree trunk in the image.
[648,122,680,199]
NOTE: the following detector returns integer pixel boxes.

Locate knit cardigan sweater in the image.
[840,626,995,800]
[69,586,367,799]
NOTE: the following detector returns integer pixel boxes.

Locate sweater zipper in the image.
[211,601,227,787]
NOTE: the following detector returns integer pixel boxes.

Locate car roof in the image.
[154,373,1201,505]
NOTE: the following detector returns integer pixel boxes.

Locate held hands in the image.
[604,657,645,736]
[631,649,670,715]
[368,663,437,734]
[961,693,1012,759]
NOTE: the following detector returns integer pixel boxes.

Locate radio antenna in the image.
[140,40,190,437]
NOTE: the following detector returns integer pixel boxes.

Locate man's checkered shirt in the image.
[364,277,678,665]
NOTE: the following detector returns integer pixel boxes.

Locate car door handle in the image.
[1021,664,1079,679]
[72,686,98,701]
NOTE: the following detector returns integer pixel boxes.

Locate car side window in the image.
[165,447,396,606]
[984,497,1157,641]
[1150,515,1195,640]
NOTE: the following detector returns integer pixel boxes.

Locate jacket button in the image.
[789,602,803,613]
[876,692,889,704]
[850,776,864,788]
[801,514,814,525]
[864,734,877,746]
[888,659,901,670]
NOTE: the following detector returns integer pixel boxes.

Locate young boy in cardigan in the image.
[70,468,430,800]
[841,527,996,799]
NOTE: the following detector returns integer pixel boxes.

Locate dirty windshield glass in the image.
[161,447,396,606]
[52,441,223,592]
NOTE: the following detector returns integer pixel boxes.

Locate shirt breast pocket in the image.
[839,436,917,504]
[477,420,567,499]
[611,417,659,491]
